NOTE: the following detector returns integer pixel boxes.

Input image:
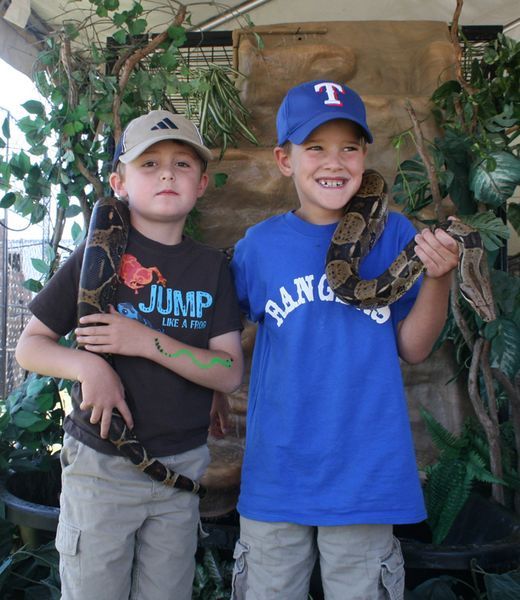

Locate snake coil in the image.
[325,170,496,323]
[77,196,205,497]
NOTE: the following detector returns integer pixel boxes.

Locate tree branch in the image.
[404,100,444,221]
[468,338,504,504]
[112,4,187,142]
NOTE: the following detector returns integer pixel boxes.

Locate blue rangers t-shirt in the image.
[231,210,426,526]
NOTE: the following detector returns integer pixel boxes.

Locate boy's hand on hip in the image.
[209,391,230,438]
[414,226,459,280]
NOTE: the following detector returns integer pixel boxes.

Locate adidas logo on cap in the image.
[113,110,213,166]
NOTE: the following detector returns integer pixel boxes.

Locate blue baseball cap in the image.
[276,80,373,146]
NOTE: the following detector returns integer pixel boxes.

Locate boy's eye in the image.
[176,160,191,168]
[306,145,323,151]
[142,160,157,167]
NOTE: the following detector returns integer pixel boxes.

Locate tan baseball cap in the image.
[113,110,213,167]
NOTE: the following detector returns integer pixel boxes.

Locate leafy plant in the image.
[0,521,60,600]
[0,372,64,475]
[404,566,520,599]
[0,0,257,287]
[193,547,234,600]
[419,407,518,544]
[392,3,520,517]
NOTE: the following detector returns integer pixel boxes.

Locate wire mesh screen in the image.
[0,238,43,398]
[0,104,48,399]
[461,25,503,82]
[171,36,234,119]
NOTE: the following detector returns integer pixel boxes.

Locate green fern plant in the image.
[421,407,507,544]
[192,547,233,600]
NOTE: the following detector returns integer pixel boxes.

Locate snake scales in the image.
[325,170,496,322]
[77,196,205,497]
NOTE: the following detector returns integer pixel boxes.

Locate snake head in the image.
[455,230,496,322]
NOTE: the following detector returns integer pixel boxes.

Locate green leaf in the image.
[158,52,178,69]
[12,410,41,428]
[460,211,509,252]
[63,122,77,136]
[26,376,50,397]
[508,203,520,236]
[0,192,16,209]
[65,205,82,218]
[31,258,50,275]
[23,279,43,293]
[167,25,187,46]
[30,203,46,224]
[484,572,520,599]
[469,152,520,207]
[9,151,32,177]
[1,116,10,139]
[411,577,460,599]
[490,318,520,379]
[21,100,46,116]
[214,172,228,188]
[71,222,85,244]
[490,269,520,315]
[112,29,127,44]
[128,18,146,36]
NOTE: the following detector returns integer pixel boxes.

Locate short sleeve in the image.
[208,256,243,339]
[230,237,252,320]
[28,244,85,336]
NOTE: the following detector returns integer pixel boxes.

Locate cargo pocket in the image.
[230,539,250,600]
[380,536,405,600]
[55,520,81,587]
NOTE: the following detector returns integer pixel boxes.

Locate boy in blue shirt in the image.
[230,81,459,599]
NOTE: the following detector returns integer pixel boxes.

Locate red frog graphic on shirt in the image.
[119,254,167,293]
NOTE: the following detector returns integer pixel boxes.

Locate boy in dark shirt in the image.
[16,110,244,600]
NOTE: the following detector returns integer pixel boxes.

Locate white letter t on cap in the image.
[314,82,344,106]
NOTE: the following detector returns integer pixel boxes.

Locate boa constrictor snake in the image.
[325,170,496,323]
[77,197,205,497]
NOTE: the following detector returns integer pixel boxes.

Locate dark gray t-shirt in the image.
[29,227,242,457]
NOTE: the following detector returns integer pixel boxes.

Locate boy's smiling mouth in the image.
[317,178,346,188]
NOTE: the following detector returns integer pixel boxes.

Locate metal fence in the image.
[0,220,47,399]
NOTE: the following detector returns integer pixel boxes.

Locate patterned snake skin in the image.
[77,196,205,497]
[325,170,496,322]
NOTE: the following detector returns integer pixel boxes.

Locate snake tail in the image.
[107,410,206,497]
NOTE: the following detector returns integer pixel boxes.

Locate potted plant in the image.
[391,0,520,591]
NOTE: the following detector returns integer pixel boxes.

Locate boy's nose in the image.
[324,153,343,168]
[161,171,175,180]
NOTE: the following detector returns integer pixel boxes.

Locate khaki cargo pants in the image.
[57,434,210,600]
[232,516,405,600]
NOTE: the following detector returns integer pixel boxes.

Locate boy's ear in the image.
[196,172,209,198]
[273,146,293,177]
[109,171,126,198]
